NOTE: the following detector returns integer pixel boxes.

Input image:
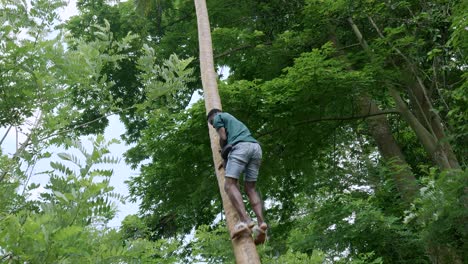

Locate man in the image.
[207,108,268,244]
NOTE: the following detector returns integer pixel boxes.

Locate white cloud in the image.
[60,0,79,22]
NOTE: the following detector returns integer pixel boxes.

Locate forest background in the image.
[0,0,466,263]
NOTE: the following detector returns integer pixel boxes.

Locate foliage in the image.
[405,169,468,263]
[288,189,426,263]
[262,249,326,264]
[136,46,195,112]
[1,0,196,262]
[0,0,196,183]
[191,222,327,264]
[0,136,181,263]
[0,0,67,126]
[0,136,114,262]
[191,223,234,263]
[0,0,140,183]
[0,0,466,262]
[67,0,199,143]
[126,102,219,237]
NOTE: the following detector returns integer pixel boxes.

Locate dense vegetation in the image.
[0,0,466,263]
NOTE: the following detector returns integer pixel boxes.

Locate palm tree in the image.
[193,0,261,262]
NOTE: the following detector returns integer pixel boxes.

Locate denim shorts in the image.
[225,142,262,182]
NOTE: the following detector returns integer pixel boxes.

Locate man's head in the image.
[207,108,222,126]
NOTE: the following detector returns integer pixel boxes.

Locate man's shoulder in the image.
[213,113,228,128]
[215,112,241,127]
[219,112,236,121]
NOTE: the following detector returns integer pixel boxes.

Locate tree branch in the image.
[1,254,12,262]
[257,110,400,138]
[214,42,272,60]
[36,105,136,144]
[0,125,13,146]
[348,17,369,50]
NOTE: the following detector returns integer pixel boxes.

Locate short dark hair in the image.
[207,108,222,121]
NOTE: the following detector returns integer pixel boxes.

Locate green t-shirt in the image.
[213,112,257,145]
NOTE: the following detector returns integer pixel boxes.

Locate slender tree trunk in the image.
[407,75,460,169]
[0,112,43,183]
[366,16,460,170]
[348,17,460,171]
[389,88,454,169]
[329,25,419,202]
[193,1,261,263]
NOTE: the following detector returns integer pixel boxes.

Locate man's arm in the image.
[216,127,227,148]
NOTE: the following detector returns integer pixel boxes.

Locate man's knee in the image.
[224,178,237,193]
[224,182,231,193]
[245,182,261,197]
[244,182,256,193]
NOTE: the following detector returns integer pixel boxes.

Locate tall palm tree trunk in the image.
[193,0,261,263]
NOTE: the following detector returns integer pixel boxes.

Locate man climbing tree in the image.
[207,108,268,244]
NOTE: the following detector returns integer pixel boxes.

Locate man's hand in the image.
[216,127,228,148]
[218,159,227,170]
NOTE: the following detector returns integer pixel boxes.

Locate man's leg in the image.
[244,181,265,226]
[224,177,250,223]
[245,181,268,244]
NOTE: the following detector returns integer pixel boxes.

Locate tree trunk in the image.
[193,0,261,263]
[330,23,419,203]
[357,96,419,202]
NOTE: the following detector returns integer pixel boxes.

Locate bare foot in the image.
[231,222,251,239]
[253,223,268,245]
[247,220,255,229]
